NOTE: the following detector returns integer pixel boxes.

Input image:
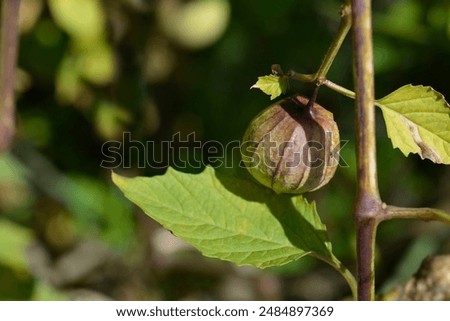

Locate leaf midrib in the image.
[131,184,304,252]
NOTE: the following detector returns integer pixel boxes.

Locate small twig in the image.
[380,205,450,226]
[0,0,21,152]
[277,2,352,87]
[316,3,352,79]
[322,79,356,99]
[286,70,316,83]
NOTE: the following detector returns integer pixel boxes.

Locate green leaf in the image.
[112,167,335,268]
[376,85,450,164]
[251,75,288,100]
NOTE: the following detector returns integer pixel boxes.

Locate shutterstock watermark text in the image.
[100,132,348,169]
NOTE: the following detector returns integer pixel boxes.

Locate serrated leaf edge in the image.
[376,84,450,163]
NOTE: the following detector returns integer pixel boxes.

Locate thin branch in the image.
[275,3,352,86]
[322,79,356,99]
[316,3,352,79]
[0,0,21,152]
[380,205,450,226]
[286,70,316,83]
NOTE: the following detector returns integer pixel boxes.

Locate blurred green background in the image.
[1,0,450,300]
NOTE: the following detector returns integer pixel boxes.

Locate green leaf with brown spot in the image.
[376,85,450,164]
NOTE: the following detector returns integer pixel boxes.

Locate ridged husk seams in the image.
[241,95,340,194]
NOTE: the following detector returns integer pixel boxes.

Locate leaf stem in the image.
[330,257,358,300]
[313,253,357,300]
[337,262,358,300]
[351,0,381,301]
[0,0,20,152]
